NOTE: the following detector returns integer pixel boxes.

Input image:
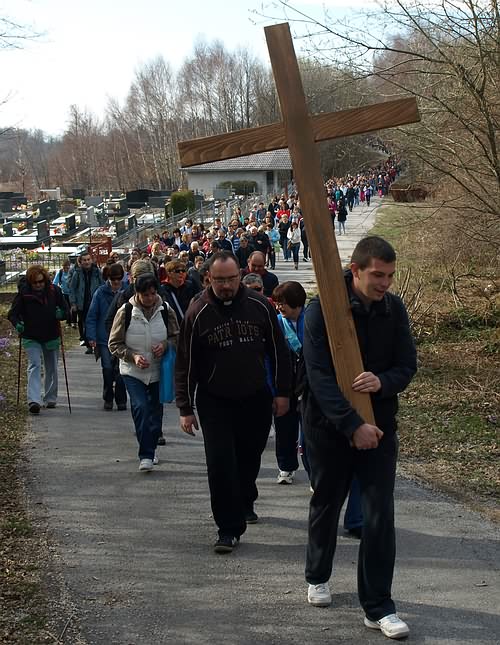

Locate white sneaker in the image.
[153,452,159,465]
[364,614,410,639]
[139,458,154,472]
[307,582,331,607]
[277,470,294,484]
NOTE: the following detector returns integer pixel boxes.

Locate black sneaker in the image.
[85,347,94,354]
[345,526,362,539]
[29,402,40,414]
[214,535,239,554]
[103,401,113,411]
[117,403,127,411]
[245,509,259,524]
[157,434,166,446]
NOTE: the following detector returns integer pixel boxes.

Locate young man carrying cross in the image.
[302,236,417,640]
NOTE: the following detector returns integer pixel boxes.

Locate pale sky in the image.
[0,0,360,136]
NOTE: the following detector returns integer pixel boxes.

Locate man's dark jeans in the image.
[274,407,300,472]
[305,427,398,621]
[196,388,272,538]
[100,345,126,406]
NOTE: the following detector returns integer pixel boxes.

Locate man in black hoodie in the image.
[175,251,291,554]
[302,236,416,640]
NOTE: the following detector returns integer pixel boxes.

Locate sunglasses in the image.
[170,269,186,274]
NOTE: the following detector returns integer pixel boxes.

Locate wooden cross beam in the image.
[178,23,420,423]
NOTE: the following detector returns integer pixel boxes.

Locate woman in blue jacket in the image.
[86,263,127,411]
[271,281,306,484]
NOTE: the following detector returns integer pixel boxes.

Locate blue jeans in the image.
[25,343,59,405]
[289,242,300,265]
[344,476,363,530]
[122,376,163,460]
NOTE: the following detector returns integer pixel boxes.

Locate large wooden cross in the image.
[178,23,420,423]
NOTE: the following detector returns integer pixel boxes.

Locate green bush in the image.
[217,180,257,195]
[170,190,195,215]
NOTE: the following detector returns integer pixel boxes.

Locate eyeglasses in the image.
[170,268,186,274]
[211,275,240,285]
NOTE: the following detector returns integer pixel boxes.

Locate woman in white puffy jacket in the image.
[109,273,179,471]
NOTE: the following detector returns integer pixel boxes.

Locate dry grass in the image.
[0,304,82,643]
[0,308,49,643]
[372,202,499,517]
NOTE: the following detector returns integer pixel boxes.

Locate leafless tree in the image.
[260,0,499,246]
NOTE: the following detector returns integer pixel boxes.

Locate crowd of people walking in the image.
[8,159,416,640]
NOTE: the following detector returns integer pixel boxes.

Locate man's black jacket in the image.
[175,284,291,416]
[303,271,417,441]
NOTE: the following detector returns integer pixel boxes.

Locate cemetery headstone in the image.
[85,196,103,208]
[86,207,99,227]
[65,214,76,232]
[37,220,50,241]
[115,219,126,237]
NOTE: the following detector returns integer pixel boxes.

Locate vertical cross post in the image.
[265,23,375,423]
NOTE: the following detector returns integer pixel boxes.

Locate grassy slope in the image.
[370,202,499,517]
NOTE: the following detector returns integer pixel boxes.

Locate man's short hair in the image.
[198,260,210,276]
[272,281,306,308]
[351,236,396,269]
[242,273,263,288]
[248,251,265,263]
[207,250,238,270]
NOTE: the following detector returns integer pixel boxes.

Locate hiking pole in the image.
[59,324,72,414]
[16,334,22,407]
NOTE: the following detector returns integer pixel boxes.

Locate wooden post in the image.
[265,23,373,422]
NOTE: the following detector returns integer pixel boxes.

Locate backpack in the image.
[293,350,308,400]
[124,301,171,331]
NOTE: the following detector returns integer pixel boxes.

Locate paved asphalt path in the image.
[25,198,499,644]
